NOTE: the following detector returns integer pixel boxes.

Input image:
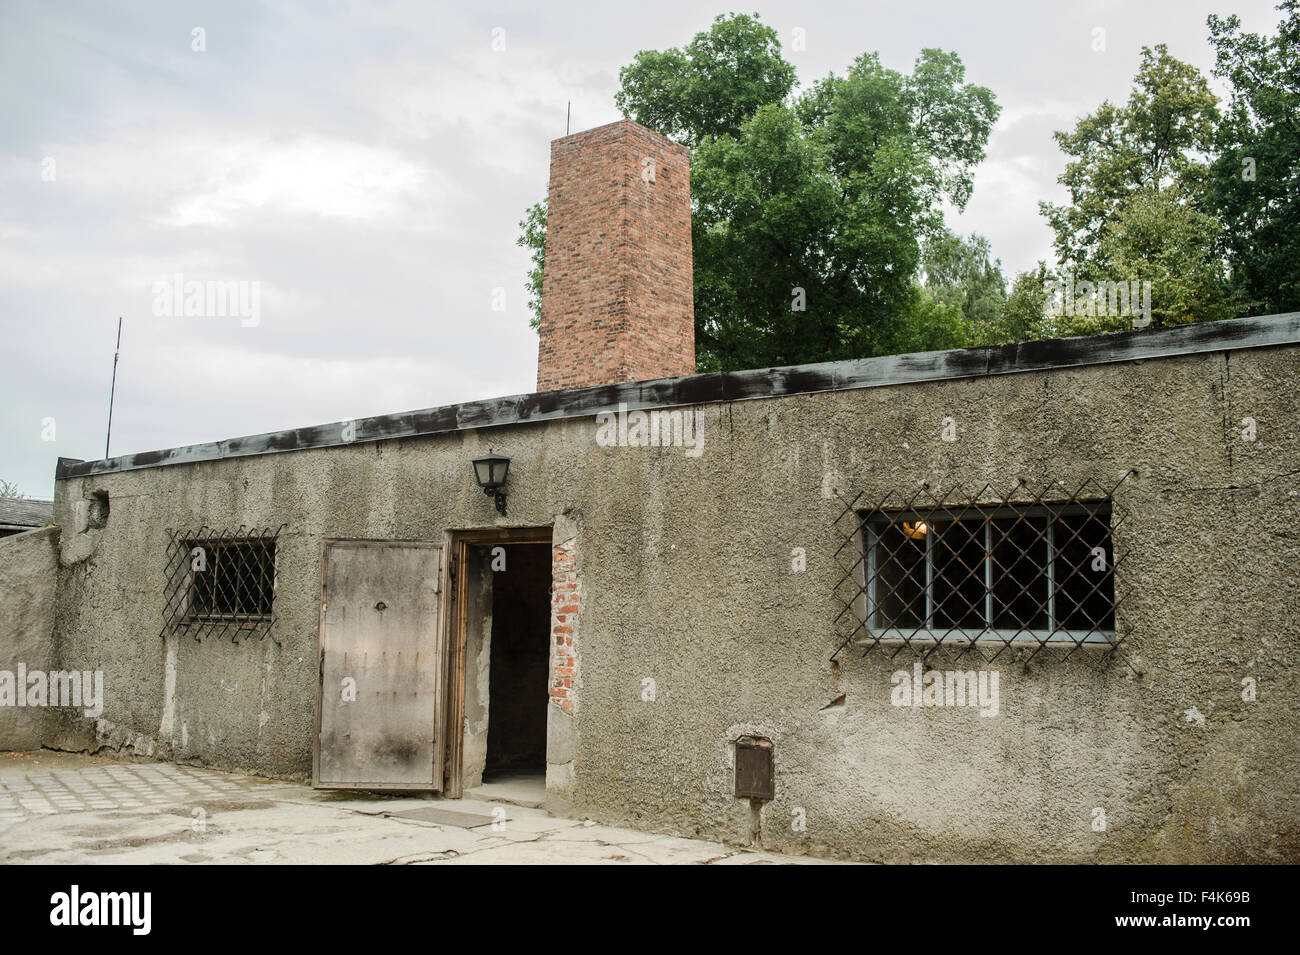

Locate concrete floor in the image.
[471,772,546,808]
[0,751,841,865]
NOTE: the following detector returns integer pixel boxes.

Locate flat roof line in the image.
[56,311,1300,480]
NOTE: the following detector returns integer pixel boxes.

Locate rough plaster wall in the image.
[0,526,60,750]
[462,548,493,789]
[47,345,1300,862]
[561,348,1300,863]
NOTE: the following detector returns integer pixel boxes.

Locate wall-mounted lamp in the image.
[472,449,511,516]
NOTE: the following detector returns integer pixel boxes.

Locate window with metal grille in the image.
[863,502,1114,645]
[186,539,275,620]
[162,525,283,642]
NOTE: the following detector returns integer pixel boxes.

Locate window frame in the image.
[181,536,277,624]
[861,500,1116,646]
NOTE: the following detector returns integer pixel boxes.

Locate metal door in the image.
[314,540,444,790]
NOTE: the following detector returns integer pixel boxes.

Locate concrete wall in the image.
[47,343,1300,862]
[462,547,493,790]
[0,526,61,750]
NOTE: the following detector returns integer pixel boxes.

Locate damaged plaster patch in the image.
[94,717,158,757]
[159,637,177,744]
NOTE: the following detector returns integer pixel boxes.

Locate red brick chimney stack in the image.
[535,119,695,392]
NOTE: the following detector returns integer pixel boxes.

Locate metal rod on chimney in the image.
[566,101,570,136]
[105,316,122,459]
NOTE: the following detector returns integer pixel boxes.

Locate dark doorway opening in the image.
[483,542,550,780]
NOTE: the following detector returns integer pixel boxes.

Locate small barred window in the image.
[864,503,1114,643]
[832,478,1132,664]
[187,539,275,620]
[162,525,284,642]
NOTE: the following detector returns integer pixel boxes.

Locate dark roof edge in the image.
[57,311,1300,480]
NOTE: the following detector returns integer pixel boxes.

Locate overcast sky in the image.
[0,0,1287,497]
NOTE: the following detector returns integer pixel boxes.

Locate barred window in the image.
[863,502,1115,645]
[187,539,275,620]
[162,525,283,642]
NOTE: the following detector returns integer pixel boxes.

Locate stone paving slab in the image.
[0,751,846,865]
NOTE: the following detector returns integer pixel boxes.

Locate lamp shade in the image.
[472,452,510,489]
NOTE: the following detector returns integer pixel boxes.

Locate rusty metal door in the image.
[314,540,444,790]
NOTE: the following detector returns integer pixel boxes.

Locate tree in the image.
[516,199,547,331]
[1041,45,1219,274]
[921,229,1007,340]
[998,264,1058,343]
[1096,190,1238,329]
[1206,1,1300,315]
[888,285,968,356]
[519,14,999,369]
[1040,45,1232,330]
[614,13,797,148]
[694,49,996,368]
[0,479,23,499]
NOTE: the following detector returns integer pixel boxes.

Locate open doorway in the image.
[484,541,550,782]
[447,528,552,804]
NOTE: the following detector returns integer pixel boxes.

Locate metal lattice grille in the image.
[832,476,1134,666]
[161,525,284,643]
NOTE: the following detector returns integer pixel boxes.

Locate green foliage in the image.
[516,200,547,331]
[1206,1,1300,315]
[921,229,1007,340]
[692,45,997,368]
[1040,44,1238,330]
[1096,190,1239,329]
[690,103,848,369]
[885,285,969,355]
[997,264,1058,343]
[614,13,798,147]
[0,479,22,499]
[1040,44,1220,276]
[899,50,1003,210]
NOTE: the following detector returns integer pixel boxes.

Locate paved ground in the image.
[0,751,838,865]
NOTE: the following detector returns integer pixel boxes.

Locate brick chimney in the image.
[536,119,695,391]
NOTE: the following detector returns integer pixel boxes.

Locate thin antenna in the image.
[105,316,122,459]
[566,101,571,136]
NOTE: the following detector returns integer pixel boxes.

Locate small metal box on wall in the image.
[734,736,775,800]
